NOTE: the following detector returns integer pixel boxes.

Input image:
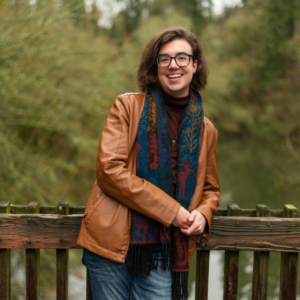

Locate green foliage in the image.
[132,11,192,47]
[0,1,136,205]
[1,0,300,206]
[199,0,300,138]
[260,0,297,83]
[109,0,212,39]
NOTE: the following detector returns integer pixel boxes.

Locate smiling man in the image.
[78,27,220,300]
[157,39,197,97]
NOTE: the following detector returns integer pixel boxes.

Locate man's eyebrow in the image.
[176,52,190,55]
[159,52,191,56]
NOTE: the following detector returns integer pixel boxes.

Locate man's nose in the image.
[169,57,179,68]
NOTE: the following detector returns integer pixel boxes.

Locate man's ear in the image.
[193,60,198,72]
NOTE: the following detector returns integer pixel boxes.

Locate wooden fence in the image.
[0,201,299,300]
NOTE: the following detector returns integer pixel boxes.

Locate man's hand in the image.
[171,206,193,229]
[180,210,206,235]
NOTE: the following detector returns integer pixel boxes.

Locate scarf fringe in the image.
[161,242,171,270]
[172,271,189,300]
[127,243,171,275]
[127,244,158,275]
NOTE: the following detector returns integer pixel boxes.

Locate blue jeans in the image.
[82,247,172,300]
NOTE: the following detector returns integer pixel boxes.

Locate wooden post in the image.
[0,201,11,300]
[86,274,93,300]
[57,202,69,300]
[279,205,299,300]
[26,201,40,300]
[251,205,270,300]
[223,204,241,300]
[195,250,210,300]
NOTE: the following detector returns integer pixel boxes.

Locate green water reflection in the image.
[10,138,300,299]
[187,138,300,299]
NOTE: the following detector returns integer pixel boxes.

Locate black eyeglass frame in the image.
[156,53,193,67]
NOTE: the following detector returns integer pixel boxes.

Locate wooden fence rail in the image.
[0,201,299,299]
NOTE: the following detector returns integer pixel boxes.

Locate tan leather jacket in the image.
[77,92,220,263]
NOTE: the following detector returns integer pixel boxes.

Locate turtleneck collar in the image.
[161,89,190,110]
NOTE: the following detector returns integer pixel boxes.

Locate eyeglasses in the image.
[156,53,193,67]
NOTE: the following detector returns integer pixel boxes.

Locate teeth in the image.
[168,74,182,78]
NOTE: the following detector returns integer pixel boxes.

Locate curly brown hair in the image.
[137,27,208,92]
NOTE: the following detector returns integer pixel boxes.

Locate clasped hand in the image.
[171,206,206,235]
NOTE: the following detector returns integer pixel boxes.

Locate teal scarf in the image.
[129,86,204,300]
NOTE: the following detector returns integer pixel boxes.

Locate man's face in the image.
[157,39,197,97]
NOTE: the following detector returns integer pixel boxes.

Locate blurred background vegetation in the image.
[1,0,300,206]
[1,0,300,298]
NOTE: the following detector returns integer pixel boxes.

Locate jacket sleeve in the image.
[96,94,181,227]
[195,126,220,234]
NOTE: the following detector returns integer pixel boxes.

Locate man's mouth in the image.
[167,74,183,79]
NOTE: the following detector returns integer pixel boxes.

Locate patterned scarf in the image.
[129,86,204,300]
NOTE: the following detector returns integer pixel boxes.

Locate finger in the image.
[180,223,190,229]
[185,226,203,236]
[180,226,203,235]
[195,226,204,235]
[183,222,198,235]
[180,227,189,235]
[186,219,193,226]
[191,210,200,217]
[191,210,202,222]
[181,217,193,226]
[188,215,194,222]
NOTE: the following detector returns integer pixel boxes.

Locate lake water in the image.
[9,138,300,299]
[186,137,300,300]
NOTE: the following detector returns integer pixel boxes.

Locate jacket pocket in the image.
[84,184,106,224]
[85,192,131,258]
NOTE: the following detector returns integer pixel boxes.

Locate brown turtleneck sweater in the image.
[163,90,208,230]
[162,90,190,194]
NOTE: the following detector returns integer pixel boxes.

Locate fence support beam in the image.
[26,201,40,300]
[195,250,210,300]
[279,205,299,300]
[57,202,69,300]
[0,201,11,300]
[252,251,269,300]
[86,272,93,300]
[252,205,270,300]
[223,204,240,300]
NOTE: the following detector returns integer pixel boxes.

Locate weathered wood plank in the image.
[10,205,30,214]
[0,201,11,300]
[57,202,69,300]
[26,201,40,300]
[195,250,209,300]
[252,205,270,300]
[215,209,283,218]
[8,204,284,217]
[197,216,300,252]
[11,202,40,215]
[223,204,240,300]
[69,206,85,215]
[40,206,60,214]
[0,214,82,249]
[1,214,300,250]
[279,205,299,300]
[11,205,85,215]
